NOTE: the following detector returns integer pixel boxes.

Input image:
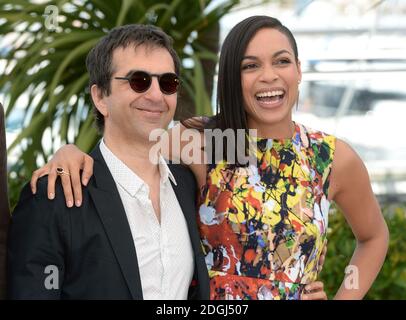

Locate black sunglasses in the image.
[114,70,180,95]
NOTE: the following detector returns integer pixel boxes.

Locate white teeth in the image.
[138,108,161,113]
[256,90,284,98]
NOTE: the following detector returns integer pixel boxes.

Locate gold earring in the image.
[296,90,300,111]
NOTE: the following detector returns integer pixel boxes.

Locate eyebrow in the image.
[124,69,140,77]
[123,69,175,78]
[242,49,292,61]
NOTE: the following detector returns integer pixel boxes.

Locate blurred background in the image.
[1,0,405,299]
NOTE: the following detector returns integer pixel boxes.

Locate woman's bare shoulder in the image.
[329,138,369,200]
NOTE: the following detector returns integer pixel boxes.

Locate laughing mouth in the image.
[255,90,285,103]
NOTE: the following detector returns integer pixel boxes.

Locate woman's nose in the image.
[258,66,279,83]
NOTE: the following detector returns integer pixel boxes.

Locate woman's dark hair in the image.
[182,16,298,165]
[86,24,181,133]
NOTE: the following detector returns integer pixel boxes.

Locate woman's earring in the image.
[296,80,301,111]
[296,92,300,111]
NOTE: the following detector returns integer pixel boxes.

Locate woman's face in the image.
[241,28,302,137]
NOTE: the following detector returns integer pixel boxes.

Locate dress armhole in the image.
[323,134,337,200]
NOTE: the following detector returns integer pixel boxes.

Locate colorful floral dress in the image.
[198,123,336,300]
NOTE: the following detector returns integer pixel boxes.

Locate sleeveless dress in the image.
[198,123,336,300]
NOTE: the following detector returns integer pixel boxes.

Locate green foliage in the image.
[319,204,406,299]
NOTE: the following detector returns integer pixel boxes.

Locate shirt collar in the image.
[158,153,177,186]
[99,139,177,197]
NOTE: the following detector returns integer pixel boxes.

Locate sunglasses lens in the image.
[129,71,151,93]
[159,73,179,94]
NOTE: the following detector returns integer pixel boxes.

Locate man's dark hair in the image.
[86,24,181,133]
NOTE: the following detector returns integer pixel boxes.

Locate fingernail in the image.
[82,178,88,186]
[76,200,81,207]
[32,189,36,195]
[67,200,73,208]
[49,193,54,199]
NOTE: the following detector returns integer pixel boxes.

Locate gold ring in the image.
[56,167,70,176]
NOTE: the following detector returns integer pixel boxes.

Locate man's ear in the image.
[90,84,108,116]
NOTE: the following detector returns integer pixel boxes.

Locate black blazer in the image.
[7,145,209,299]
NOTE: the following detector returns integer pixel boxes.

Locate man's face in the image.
[97,44,177,144]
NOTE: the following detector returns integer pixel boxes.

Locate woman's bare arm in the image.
[329,139,389,299]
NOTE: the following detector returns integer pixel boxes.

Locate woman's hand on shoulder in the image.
[30,144,93,207]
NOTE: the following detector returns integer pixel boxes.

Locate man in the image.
[7,24,209,299]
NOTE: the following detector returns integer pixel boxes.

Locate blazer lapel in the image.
[168,164,201,258]
[88,145,143,300]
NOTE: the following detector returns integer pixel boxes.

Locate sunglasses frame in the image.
[114,70,180,95]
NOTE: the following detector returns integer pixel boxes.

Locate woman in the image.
[31,16,388,299]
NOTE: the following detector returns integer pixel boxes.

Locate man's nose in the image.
[144,77,163,100]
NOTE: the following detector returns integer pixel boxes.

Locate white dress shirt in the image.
[100,139,194,299]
